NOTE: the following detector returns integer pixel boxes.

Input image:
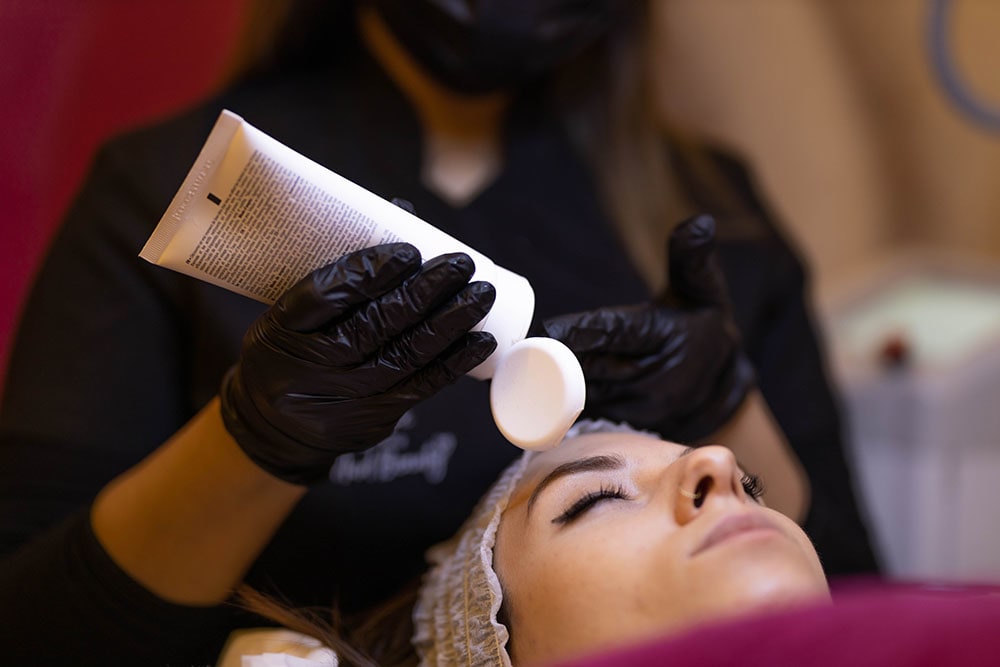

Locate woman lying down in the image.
[220,418,832,666]
[224,417,1000,666]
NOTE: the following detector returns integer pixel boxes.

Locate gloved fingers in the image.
[346,252,478,361]
[390,197,417,214]
[377,280,495,373]
[582,355,728,432]
[576,337,685,384]
[578,308,738,412]
[543,305,674,355]
[666,214,730,309]
[585,347,723,404]
[391,332,498,401]
[582,354,678,411]
[273,243,423,332]
[344,281,495,392]
[244,253,484,390]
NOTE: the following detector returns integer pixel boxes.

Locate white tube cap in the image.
[490,337,586,451]
[468,267,535,380]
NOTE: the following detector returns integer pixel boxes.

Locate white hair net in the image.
[411,451,533,667]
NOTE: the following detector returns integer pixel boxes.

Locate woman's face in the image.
[495,431,830,665]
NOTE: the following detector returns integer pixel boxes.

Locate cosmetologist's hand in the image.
[543,215,755,442]
[221,243,497,485]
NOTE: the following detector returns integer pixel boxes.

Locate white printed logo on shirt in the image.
[328,411,457,485]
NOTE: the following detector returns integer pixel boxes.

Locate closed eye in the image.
[553,483,631,525]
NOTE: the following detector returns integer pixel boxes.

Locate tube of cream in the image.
[142,109,585,450]
[140,109,533,379]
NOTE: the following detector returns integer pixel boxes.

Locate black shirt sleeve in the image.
[0,508,234,666]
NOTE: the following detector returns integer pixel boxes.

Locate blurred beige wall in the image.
[651,0,1000,300]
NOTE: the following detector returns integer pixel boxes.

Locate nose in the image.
[674,445,744,525]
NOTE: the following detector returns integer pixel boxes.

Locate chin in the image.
[735,565,831,613]
[670,580,828,642]
[684,554,830,626]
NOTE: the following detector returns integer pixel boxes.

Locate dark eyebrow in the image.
[526,454,625,516]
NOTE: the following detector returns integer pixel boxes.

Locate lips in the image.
[691,511,780,557]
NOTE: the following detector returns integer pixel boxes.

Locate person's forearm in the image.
[92,397,308,605]
[705,390,810,523]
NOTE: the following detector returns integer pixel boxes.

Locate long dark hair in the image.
[236,580,420,667]
[552,1,755,292]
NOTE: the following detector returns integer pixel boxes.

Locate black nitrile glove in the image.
[543,215,755,442]
[221,243,497,485]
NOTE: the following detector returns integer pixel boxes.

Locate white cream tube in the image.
[140,109,534,379]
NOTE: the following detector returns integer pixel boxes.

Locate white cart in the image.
[823,254,1000,582]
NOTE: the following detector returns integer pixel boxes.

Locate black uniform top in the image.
[0,42,878,665]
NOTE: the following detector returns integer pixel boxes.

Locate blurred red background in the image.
[0,0,245,393]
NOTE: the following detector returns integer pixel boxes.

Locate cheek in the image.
[503,522,690,660]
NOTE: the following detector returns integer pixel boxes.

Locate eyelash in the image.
[741,473,765,502]
[553,483,630,525]
[553,473,765,524]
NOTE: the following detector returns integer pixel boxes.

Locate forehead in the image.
[518,431,686,487]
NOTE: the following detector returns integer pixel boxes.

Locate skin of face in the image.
[494,431,831,665]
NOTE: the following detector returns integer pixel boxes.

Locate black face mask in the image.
[370,0,623,94]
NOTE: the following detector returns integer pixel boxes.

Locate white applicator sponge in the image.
[489,337,586,451]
